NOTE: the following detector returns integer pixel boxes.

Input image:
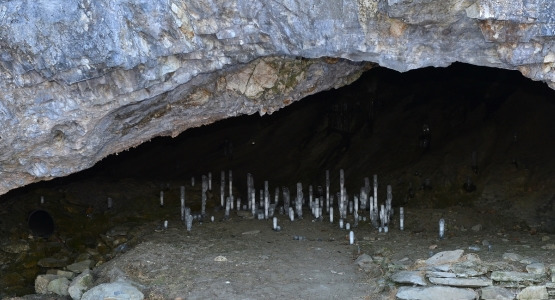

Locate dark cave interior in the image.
[1,62,555,297]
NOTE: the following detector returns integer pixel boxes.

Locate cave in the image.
[2,0,555,298]
[1,63,554,299]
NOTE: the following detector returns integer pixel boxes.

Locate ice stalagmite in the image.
[202,175,208,216]
[296,183,303,219]
[400,207,404,231]
[439,218,445,239]
[220,171,225,207]
[228,170,233,210]
[283,187,290,213]
[208,172,212,191]
[386,184,393,221]
[326,170,330,213]
[264,181,270,219]
[180,186,185,221]
[309,185,313,209]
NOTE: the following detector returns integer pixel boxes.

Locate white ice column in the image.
[180,186,185,221]
[202,175,208,216]
[220,171,225,207]
[326,170,330,213]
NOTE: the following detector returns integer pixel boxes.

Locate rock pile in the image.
[34,267,143,300]
[379,249,555,300]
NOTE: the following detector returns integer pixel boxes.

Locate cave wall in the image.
[0,0,554,195]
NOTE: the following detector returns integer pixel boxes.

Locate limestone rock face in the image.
[0,0,554,194]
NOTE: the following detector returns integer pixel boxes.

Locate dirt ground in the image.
[89,203,554,299]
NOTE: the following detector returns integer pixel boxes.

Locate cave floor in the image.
[95,207,554,300]
[2,191,554,299]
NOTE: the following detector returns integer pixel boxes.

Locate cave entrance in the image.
[1,63,554,298]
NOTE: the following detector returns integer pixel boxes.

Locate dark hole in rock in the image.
[27,210,55,238]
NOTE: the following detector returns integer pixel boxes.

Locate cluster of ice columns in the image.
[156,168,420,242]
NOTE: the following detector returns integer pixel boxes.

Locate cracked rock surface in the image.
[0,0,554,195]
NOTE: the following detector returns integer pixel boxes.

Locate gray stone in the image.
[480,286,515,300]
[516,285,548,300]
[550,265,555,283]
[354,253,373,267]
[431,264,452,272]
[428,276,492,287]
[526,263,546,275]
[491,271,543,283]
[68,269,93,300]
[396,286,478,300]
[81,281,143,300]
[354,254,381,277]
[503,253,523,262]
[1,240,30,254]
[46,269,75,279]
[47,277,70,296]
[35,274,61,294]
[66,260,93,273]
[1,0,555,196]
[472,224,483,232]
[452,260,489,277]
[426,271,457,278]
[519,257,539,265]
[391,271,427,286]
[426,250,465,266]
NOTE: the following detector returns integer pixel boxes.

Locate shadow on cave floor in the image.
[0,63,554,298]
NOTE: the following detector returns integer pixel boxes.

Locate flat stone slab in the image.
[396,286,477,300]
[517,285,548,300]
[426,271,457,278]
[426,250,464,266]
[452,260,489,277]
[480,286,516,300]
[391,271,427,286]
[491,271,543,283]
[428,276,492,287]
[66,260,93,273]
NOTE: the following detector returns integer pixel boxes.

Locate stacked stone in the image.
[382,249,555,300]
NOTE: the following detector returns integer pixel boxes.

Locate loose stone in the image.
[428,276,492,287]
[396,286,477,300]
[35,274,62,294]
[68,269,93,300]
[502,253,523,262]
[425,250,464,266]
[480,286,516,300]
[490,271,543,283]
[66,259,94,273]
[47,277,70,296]
[391,271,427,286]
[516,285,548,300]
[426,271,456,278]
[526,262,546,275]
[81,281,144,300]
